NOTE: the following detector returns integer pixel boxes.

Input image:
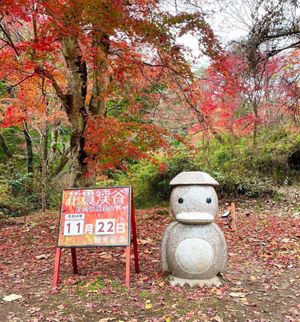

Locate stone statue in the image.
[161,171,227,287]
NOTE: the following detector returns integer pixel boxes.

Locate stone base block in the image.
[170,276,221,287]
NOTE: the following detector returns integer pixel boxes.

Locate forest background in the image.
[0,0,299,217]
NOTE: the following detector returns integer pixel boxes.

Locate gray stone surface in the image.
[161,221,179,272]
[170,185,218,224]
[175,238,214,274]
[161,171,227,287]
[170,171,219,186]
[163,223,227,280]
[170,276,222,287]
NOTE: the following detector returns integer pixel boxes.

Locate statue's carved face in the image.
[170,185,218,224]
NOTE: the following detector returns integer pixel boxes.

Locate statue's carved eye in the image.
[178,198,184,204]
[206,197,212,204]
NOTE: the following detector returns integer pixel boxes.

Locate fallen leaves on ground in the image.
[0,189,299,321]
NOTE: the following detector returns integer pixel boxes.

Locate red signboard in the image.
[52,186,139,290]
[58,187,131,247]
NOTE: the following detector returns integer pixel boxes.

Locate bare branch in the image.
[34,68,67,106]
[0,23,19,56]
[0,74,34,95]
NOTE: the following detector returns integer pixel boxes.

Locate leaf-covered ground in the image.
[0,187,299,321]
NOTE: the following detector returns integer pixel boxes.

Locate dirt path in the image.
[0,193,299,321]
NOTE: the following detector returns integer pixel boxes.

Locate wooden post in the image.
[71,248,78,274]
[52,248,62,290]
[131,196,139,273]
[231,202,237,231]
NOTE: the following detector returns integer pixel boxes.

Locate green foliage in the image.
[0,125,72,215]
[0,115,298,212]
[0,170,12,220]
[193,128,300,197]
[114,160,161,208]
[87,277,106,290]
[111,127,300,207]
[0,80,6,93]
[148,150,198,201]
[9,173,33,198]
[0,166,31,218]
[112,148,199,207]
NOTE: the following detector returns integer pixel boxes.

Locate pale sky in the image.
[164,0,251,67]
[172,0,299,67]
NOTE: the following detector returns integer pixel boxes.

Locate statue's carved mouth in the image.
[176,212,214,224]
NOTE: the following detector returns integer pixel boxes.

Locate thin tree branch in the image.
[0,74,34,95]
[0,23,19,56]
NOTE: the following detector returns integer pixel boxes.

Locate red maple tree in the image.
[0,0,220,186]
[187,50,300,142]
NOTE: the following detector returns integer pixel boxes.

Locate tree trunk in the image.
[44,32,110,188]
[252,102,258,147]
[253,117,258,146]
[23,122,34,194]
[61,36,91,188]
[0,132,12,159]
[0,132,13,178]
[23,123,34,175]
[89,32,110,117]
[69,127,94,187]
[41,106,48,212]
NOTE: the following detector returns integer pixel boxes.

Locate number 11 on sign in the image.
[64,220,84,236]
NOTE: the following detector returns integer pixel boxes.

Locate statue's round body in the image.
[161,172,227,287]
[162,222,227,280]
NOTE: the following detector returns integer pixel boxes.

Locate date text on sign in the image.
[95,219,115,235]
[63,214,85,236]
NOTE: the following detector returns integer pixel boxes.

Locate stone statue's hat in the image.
[170,171,219,186]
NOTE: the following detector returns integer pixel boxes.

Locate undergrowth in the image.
[111,127,300,207]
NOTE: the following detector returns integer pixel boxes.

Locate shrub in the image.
[113,160,160,208]
[0,167,30,218]
[110,126,300,207]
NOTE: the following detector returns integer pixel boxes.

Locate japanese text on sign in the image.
[57,187,131,247]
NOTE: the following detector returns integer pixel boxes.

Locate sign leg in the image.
[52,247,62,290]
[71,248,78,274]
[125,245,131,288]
